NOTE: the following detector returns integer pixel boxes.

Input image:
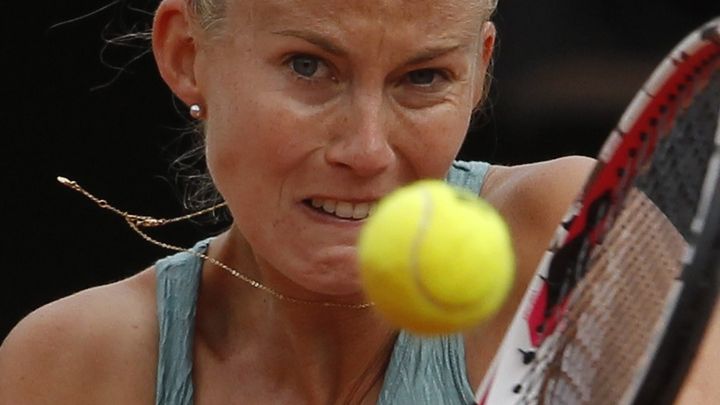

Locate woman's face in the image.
[193,0,494,297]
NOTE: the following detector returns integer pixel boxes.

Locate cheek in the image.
[401,105,473,177]
[205,93,320,184]
[201,57,315,176]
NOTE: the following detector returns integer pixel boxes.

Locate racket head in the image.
[478,17,720,405]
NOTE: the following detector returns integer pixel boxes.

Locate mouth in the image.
[303,198,379,221]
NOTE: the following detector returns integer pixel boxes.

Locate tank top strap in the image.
[154,238,211,405]
[445,160,491,195]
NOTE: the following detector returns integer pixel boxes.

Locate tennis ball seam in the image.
[410,188,480,312]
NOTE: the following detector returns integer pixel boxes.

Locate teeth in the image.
[335,202,354,218]
[322,200,337,214]
[309,198,377,220]
[352,203,370,219]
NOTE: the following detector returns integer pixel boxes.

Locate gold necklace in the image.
[57,176,374,310]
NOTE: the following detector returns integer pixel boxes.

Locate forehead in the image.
[227,0,486,39]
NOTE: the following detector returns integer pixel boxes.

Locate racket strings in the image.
[516,192,685,405]
[512,65,720,405]
[543,193,685,404]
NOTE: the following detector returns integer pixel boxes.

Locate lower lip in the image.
[299,202,368,227]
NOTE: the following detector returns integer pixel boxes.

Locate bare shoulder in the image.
[483,155,596,224]
[465,156,596,387]
[0,269,158,405]
[481,155,596,282]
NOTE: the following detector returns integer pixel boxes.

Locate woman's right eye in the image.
[289,55,322,78]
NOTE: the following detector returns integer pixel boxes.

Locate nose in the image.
[324,90,396,177]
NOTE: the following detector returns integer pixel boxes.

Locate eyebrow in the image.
[271,29,349,57]
[405,44,465,66]
[271,29,465,65]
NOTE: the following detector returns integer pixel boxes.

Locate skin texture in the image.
[2,0,714,404]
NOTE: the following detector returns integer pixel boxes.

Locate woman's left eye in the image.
[406,69,444,86]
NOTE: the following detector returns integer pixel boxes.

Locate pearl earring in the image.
[189,104,203,119]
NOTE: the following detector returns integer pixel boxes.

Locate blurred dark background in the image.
[2,1,719,339]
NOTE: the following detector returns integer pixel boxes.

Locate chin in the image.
[292,252,365,297]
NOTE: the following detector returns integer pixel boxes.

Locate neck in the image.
[265,303,397,403]
[196,229,397,404]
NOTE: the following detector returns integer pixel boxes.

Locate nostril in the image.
[324,136,395,177]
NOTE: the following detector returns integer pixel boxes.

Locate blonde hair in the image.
[187,0,498,31]
[187,0,226,31]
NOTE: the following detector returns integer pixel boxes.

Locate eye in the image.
[290,55,322,78]
[407,69,443,86]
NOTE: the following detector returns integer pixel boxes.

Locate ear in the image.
[472,21,497,108]
[480,21,496,67]
[153,0,202,106]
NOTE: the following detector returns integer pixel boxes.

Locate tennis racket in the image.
[477,17,720,405]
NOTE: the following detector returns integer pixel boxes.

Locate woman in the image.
[1,0,712,404]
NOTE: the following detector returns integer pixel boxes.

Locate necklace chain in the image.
[57,176,375,310]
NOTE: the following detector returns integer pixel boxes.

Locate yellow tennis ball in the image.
[357,180,515,335]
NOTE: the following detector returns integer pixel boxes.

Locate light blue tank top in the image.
[155,160,491,405]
